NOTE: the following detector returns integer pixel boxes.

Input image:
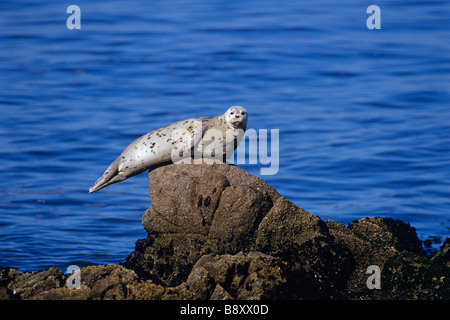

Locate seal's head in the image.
[225,106,247,129]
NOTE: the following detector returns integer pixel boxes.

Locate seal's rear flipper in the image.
[89,157,122,193]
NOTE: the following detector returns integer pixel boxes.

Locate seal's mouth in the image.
[230,120,245,129]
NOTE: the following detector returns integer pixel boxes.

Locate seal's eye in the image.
[241,111,246,115]
[230,112,234,115]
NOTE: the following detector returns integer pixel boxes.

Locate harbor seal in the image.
[89,106,247,193]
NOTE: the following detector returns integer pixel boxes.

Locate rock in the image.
[177,252,288,300]
[121,163,450,300]
[123,163,356,298]
[431,238,450,267]
[123,163,280,286]
[1,163,449,300]
[0,267,64,300]
[256,197,355,298]
[381,252,450,299]
[210,283,233,300]
[0,265,171,300]
[143,163,279,236]
[206,185,272,253]
[348,217,424,255]
[326,217,449,299]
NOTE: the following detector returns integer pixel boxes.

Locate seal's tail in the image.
[89,157,123,193]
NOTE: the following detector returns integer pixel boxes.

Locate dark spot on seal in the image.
[197,195,202,207]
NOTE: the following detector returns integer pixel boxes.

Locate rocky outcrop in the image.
[122,163,356,299]
[1,163,449,300]
[0,264,172,300]
[326,218,449,299]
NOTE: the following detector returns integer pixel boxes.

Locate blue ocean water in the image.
[0,0,449,272]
